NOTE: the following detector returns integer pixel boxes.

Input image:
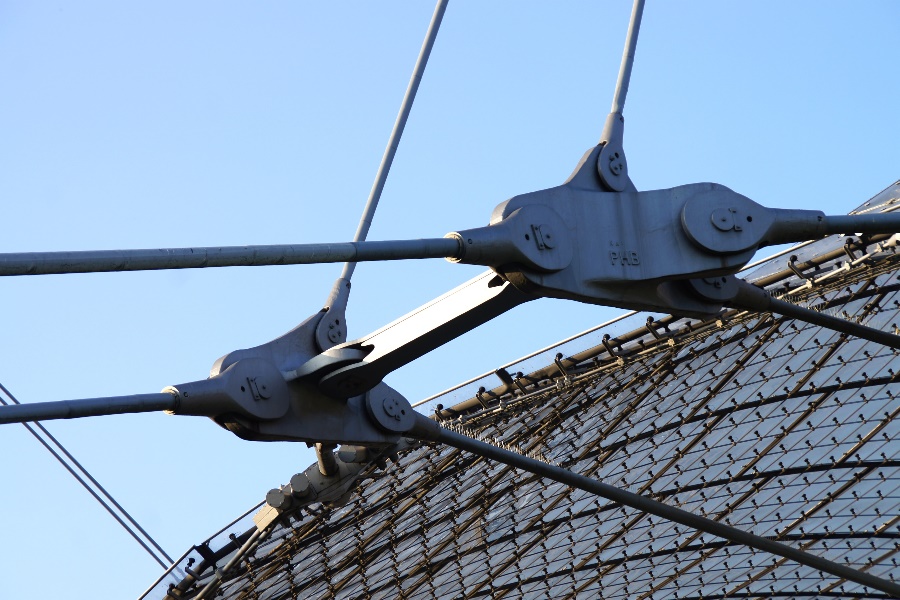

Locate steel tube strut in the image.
[823,213,900,235]
[410,417,900,597]
[766,295,900,349]
[0,237,462,276]
[0,393,177,424]
[730,280,900,349]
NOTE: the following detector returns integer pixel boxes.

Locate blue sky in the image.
[1,2,898,597]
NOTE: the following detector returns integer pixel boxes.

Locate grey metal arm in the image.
[341,0,449,282]
[686,276,900,350]
[0,393,177,425]
[0,237,462,276]
[289,271,531,398]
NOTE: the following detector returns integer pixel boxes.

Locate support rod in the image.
[0,237,462,276]
[731,280,900,349]
[410,416,900,597]
[341,0,450,282]
[0,393,177,424]
[610,0,645,114]
[823,213,900,235]
[765,210,900,247]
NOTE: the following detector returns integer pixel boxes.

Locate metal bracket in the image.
[290,271,531,398]
[315,278,351,352]
[597,112,636,192]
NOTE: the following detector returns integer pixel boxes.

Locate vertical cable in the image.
[340,0,449,282]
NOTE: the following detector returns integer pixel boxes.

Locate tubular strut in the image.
[687,277,900,350]
[0,393,178,425]
[741,286,900,349]
[0,237,462,277]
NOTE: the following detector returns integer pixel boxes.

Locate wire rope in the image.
[0,382,174,569]
[340,0,449,282]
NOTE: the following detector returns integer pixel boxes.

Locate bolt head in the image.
[266,488,291,510]
[383,397,404,421]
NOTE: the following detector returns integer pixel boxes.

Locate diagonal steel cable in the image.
[0,382,173,569]
[610,0,645,115]
[340,0,449,282]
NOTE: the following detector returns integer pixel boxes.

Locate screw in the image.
[608,152,624,176]
[383,397,404,421]
[265,488,291,510]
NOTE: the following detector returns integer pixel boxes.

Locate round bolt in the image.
[383,397,404,421]
[608,153,624,176]
[265,488,291,510]
[289,473,310,498]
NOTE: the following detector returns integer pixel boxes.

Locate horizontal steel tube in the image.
[765,211,900,247]
[823,213,900,235]
[0,393,177,424]
[0,238,462,276]
[411,417,900,597]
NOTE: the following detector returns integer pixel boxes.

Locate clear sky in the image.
[0,2,897,598]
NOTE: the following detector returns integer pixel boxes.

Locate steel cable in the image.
[0,382,173,569]
[340,0,450,282]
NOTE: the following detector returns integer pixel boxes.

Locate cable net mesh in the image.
[157,182,900,599]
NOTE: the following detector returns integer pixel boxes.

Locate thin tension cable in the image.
[0,383,174,569]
